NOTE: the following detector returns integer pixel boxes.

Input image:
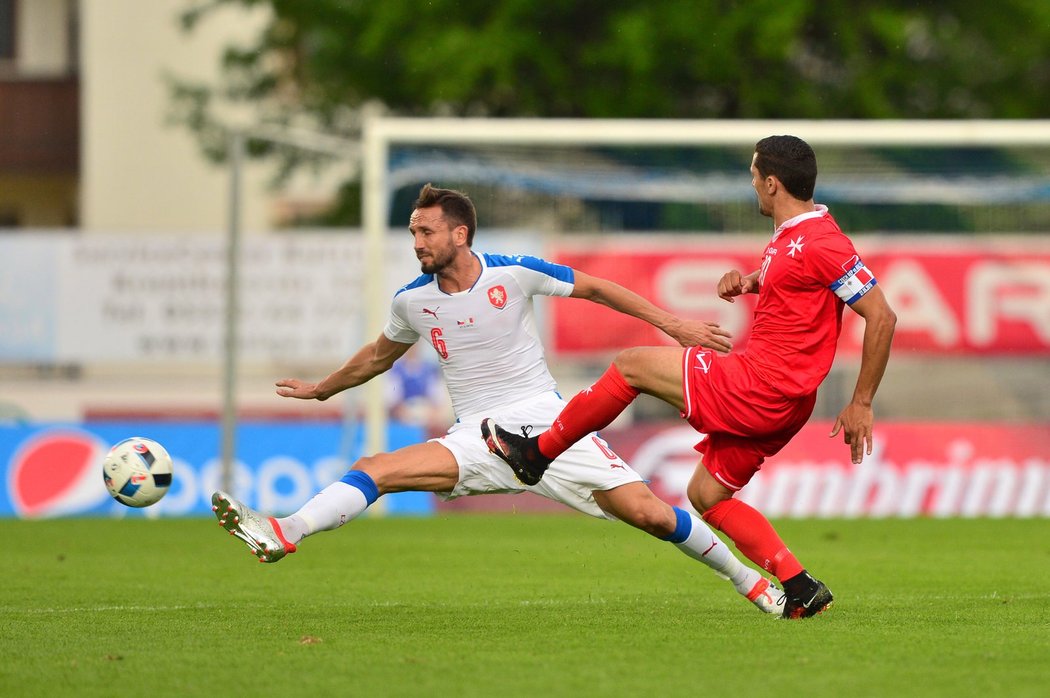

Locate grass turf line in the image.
[2,515,1049,697]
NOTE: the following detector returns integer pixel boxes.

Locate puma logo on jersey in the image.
[422,307,440,319]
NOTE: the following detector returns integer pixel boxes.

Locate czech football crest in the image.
[487,285,508,309]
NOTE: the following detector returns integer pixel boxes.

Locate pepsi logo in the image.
[8,430,110,518]
[133,443,148,454]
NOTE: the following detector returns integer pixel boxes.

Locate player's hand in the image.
[718,270,757,302]
[667,319,733,353]
[830,401,874,464]
[276,378,322,400]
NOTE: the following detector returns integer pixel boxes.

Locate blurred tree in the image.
[168,0,1050,222]
[173,0,1050,121]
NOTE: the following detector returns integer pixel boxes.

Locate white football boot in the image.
[746,577,788,615]
[211,490,297,563]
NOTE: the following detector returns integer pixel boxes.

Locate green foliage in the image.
[174,0,1050,121]
[3,515,1049,697]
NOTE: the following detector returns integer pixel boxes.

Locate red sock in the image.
[702,498,804,582]
[538,364,640,459]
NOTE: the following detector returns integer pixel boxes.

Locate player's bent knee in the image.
[350,455,376,472]
[349,455,393,486]
[686,478,723,515]
[687,492,710,515]
[686,480,703,511]
[621,502,676,538]
[612,348,650,387]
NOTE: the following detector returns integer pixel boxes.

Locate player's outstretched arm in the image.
[276,334,414,401]
[570,270,733,352]
[830,286,897,464]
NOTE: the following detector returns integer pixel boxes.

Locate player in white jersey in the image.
[210,183,785,615]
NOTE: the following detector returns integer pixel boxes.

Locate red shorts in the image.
[680,347,816,491]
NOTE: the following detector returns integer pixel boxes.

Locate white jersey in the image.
[384,252,575,419]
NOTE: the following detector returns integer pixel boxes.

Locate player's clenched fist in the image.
[718,270,759,302]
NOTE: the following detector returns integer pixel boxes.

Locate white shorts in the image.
[432,391,643,520]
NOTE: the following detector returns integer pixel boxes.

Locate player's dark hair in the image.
[754,135,817,201]
[414,183,477,246]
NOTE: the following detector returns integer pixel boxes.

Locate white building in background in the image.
[78,0,277,234]
[1,0,338,234]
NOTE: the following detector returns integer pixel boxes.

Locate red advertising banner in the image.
[552,240,1050,355]
[606,421,1050,518]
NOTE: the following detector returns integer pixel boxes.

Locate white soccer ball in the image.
[102,437,174,508]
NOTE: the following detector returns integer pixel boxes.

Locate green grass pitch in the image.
[2,514,1049,697]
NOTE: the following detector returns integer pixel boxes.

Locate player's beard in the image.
[418,246,455,274]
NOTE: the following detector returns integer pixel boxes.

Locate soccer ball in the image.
[102,437,174,508]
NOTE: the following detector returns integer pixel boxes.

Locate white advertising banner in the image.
[1,233,417,363]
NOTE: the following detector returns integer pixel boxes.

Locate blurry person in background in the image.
[385,342,450,435]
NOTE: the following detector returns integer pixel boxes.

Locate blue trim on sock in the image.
[340,470,380,505]
[661,506,693,544]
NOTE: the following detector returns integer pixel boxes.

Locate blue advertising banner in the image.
[0,422,435,518]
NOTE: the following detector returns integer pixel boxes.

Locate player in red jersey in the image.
[482,135,897,619]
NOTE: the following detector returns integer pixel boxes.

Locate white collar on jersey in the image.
[436,251,485,296]
[770,203,828,242]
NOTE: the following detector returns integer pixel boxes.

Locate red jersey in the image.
[744,206,877,399]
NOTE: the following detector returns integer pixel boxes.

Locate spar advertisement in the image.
[0,422,433,519]
[608,421,1050,518]
[551,239,1050,356]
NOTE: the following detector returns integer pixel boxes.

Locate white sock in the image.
[673,511,763,596]
[276,481,372,545]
